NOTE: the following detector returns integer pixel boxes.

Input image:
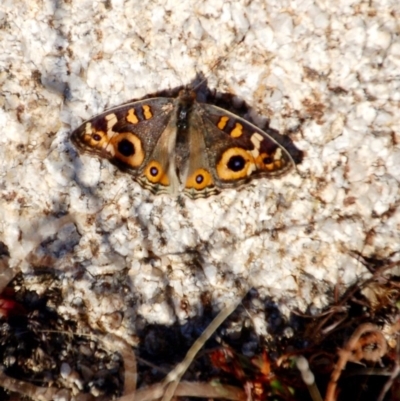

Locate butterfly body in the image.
[71,88,296,199]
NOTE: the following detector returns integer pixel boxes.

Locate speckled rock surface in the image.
[0,0,399,343]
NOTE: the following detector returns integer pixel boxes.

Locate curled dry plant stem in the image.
[325,323,387,401]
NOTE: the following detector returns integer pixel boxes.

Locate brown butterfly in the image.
[71,88,300,199]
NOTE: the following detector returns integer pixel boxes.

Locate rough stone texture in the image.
[0,0,399,342]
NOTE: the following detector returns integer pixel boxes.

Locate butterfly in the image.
[71,86,301,199]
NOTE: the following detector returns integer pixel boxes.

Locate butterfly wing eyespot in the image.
[71,122,108,150]
[91,132,102,142]
[85,129,107,147]
[185,168,214,191]
[110,133,145,168]
[255,150,285,171]
[144,160,169,185]
[117,138,135,156]
[216,147,255,180]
